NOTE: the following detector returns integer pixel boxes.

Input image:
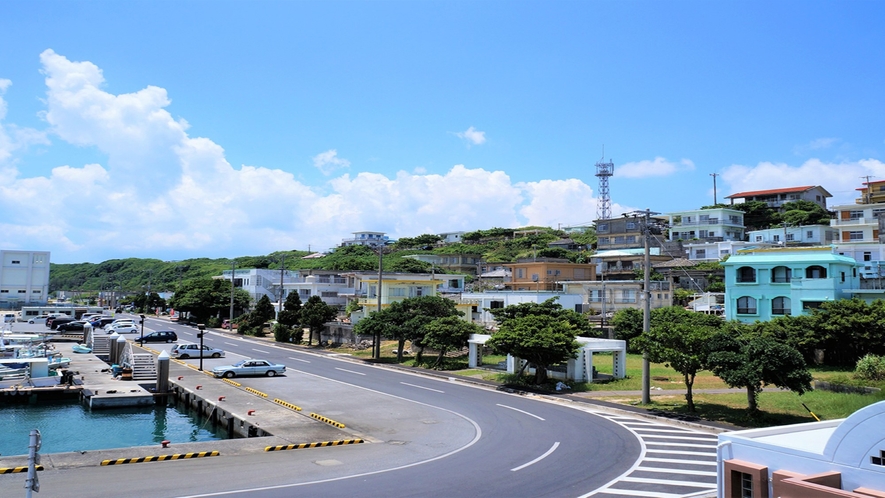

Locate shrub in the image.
[273,323,292,343]
[855,354,885,381]
[206,317,221,328]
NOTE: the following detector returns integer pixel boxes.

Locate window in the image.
[626,222,636,230]
[865,252,872,262]
[33,255,44,264]
[598,237,609,245]
[489,301,504,309]
[803,301,823,310]
[32,290,41,294]
[737,296,757,314]
[849,231,864,241]
[17,290,26,293]
[850,210,864,220]
[786,233,794,241]
[771,266,791,283]
[806,265,827,279]
[626,235,636,243]
[695,249,706,259]
[729,215,741,224]
[773,234,781,242]
[772,297,791,315]
[389,288,405,297]
[841,271,846,283]
[736,267,756,283]
[755,236,763,242]
[299,289,311,297]
[597,223,609,233]
[517,269,525,279]
[614,236,625,244]
[807,230,814,239]
[11,260,20,264]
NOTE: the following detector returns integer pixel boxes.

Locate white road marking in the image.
[251,348,270,354]
[593,490,681,498]
[496,403,545,421]
[621,476,713,488]
[636,466,717,477]
[511,442,559,472]
[335,367,365,376]
[289,357,310,363]
[401,382,444,393]
[224,342,239,347]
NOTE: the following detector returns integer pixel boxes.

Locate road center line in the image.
[289,357,311,363]
[497,403,545,421]
[335,367,366,376]
[251,348,270,354]
[511,442,559,472]
[401,382,444,393]
[224,342,239,347]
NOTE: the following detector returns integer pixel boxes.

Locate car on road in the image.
[105,323,138,334]
[134,330,178,344]
[221,319,238,330]
[47,317,76,330]
[171,343,225,359]
[89,317,116,329]
[212,359,285,378]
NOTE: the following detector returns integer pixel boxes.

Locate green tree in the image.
[168,277,250,323]
[302,295,338,346]
[354,296,462,362]
[388,258,433,273]
[707,328,813,413]
[487,314,581,384]
[809,298,885,366]
[731,200,780,231]
[422,316,484,369]
[487,297,595,337]
[632,307,724,412]
[277,291,304,343]
[611,308,644,353]
[779,200,833,226]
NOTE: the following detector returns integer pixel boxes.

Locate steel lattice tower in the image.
[595,157,614,220]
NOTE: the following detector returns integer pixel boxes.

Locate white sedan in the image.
[105,323,138,334]
[171,343,225,359]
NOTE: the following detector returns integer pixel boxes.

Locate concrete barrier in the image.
[310,413,345,428]
[265,439,363,452]
[244,387,267,398]
[100,451,220,466]
[272,398,302,411]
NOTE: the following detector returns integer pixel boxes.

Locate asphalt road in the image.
[2,315,646,498]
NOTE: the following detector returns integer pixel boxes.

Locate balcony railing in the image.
[831,217,879,226]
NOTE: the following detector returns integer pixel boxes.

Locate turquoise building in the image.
[722,248,861,322]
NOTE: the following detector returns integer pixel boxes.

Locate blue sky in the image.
[1,1,884,263]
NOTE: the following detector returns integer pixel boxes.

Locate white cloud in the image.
[615,157,695,178]
[793,137,841,156]
[312,149,351,175]
[0,79,49,165]
[721,158,885,205]
[455,126,486,146]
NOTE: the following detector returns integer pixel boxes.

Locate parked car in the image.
[56,320,88,332]
[48,317,76,330]
[134,330,178,344]
[28,315,51,325]
[212,359,286,378]
[90,317,116,329]
[104,319,135,330]
[105,323,138,334]
[221,319,238,330]
[171,343,225,359]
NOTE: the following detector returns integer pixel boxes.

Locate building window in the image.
[849,231,864,241]
[0,290,8,294]
[786,233,794,241]
[772,296,791,315]
[11,260,20,264]
[389,288,405,297]
[865,252,872,262]
[299,289,311,297]
[517,269,524,279]
[803,301,823,310]
[871,449,885,466]
[771,266,792,283]
[755,236,763,242]
[489,301,504,309]
[695,249,706,259]
[614,236,625,244]
[626,235,636,243]
[737,296,757,315]
[32,290,41,294]
[736,267,756,283]
[806,265,827,279]
[850,210,864,220]
[17,290,26,293]
[626,222,636,230]
[598,237,609,245]
[597,223,609,233]
[773,234,780,242]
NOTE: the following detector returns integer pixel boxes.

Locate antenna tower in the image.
[595,151,614,220]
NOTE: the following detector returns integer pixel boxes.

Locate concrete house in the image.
[830,203,885,244]
[0,250,50,307]
[503,258,595,291]
[667,207,745,243]
[725,185,832,211]
[347,273,471,323]
[721,247,860,323]
[748,224,839,247]
[340,231,390,248]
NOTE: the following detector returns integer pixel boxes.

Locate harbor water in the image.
[0,398,226,457]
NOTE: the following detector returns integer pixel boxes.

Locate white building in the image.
[667,207,745,242]
[458,291,584,327]
[718,400,885,497]
[438,231,465,244]
[747,224,838,246]
[282,273,351,309]
[684,240,778,261]
[829,203,885,244]
[0,250,50,307]
[340,231,390,248]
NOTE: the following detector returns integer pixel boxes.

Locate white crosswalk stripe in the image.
[582,411,719,498]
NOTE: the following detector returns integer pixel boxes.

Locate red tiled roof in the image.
[725,185,831,199]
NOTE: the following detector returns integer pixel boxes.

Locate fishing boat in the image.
[47,356,71,369]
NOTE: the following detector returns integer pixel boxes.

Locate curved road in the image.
[9,316,645,497]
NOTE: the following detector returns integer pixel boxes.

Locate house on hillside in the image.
[503,258,595,291]
[721,247,860,323]
[340,231,390,248]
[829,203,885,244]
[748,224,838,247]
[346,272,471,323]
[725,185,832,211]
[666,207,745,243]
[402,253,482,275]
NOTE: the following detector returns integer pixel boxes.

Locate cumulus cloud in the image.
[312,149,351,175]
[615,157,695,178]
[455,126,486,146]
[0,51,611,262]
[721,158,885,205]
[0,79,49,165]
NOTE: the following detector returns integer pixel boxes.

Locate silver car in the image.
[212,359,285,378]
[171,343,225,359]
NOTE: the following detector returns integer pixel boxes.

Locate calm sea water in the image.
[0,399,225,457]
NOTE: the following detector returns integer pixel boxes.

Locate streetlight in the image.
[139,314,146,342]
[197,324,206,372]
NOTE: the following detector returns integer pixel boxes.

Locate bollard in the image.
[218,396,225,401]
[178,376,183,380]
[196,385,202,390]
[248,410,256,415]
[161,440,170,448]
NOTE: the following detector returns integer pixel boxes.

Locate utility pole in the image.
[229,260,236,328]
[278,255,286,319]
[861,176,874,204]
[629,208,660,405]
[374,248,383,360]
[710,173,719,205]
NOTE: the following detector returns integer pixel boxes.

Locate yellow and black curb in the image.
[310,413,345,428]
[101,451,220,466]
[222,378,241,387]
[245,387,267,398]
[265,439,363,452]
[0,465,43,474]
[273,398,302,411]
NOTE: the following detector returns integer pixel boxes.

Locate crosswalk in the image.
[584,413,719,498]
